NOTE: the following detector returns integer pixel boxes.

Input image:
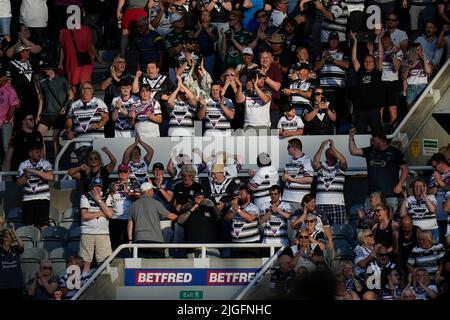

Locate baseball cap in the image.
[242,47,253,55]
[152,162,164,171]
[211,163,224,173]
[193,191,205,198]
[298,63,310,71]
[90,177,103,188]
[40,61,58,70]
[118,164,130,172]
[14,43,31,54]
[328,32,340,41]
[140,181,156,193]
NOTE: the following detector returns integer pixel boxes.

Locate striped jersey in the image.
[405,195,438,230]
[318,50,348,89]
[282,154,314,203]
[204,97,234,131]
[110,95,139,136]
[67,97,108,138]
[289,79,314,104]
[17,159,52,201]
[206,159,241,181]
[407,243,445,277]
[374,49,403,81]
[128,159,150,186]
[169,100,197,128]
[249,166,280,200]
[316,161,346,206]
[260,201,292,246]
[277,115,304,133]
[428,170,450,221]
[132,99,162,124]
[321,1,349,42]
[106,179,140,220]
[230,202,261,243]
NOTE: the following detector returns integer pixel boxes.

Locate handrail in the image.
[388,58,450,140]
[54,137,95,179]
[235,245,286,300]
[71,243,282,300]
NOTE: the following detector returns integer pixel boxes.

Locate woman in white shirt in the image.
[0,0,11,41]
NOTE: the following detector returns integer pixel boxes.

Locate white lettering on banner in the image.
[366,5,381,30]
[136,272,193,284]
[207,272,256,284]
[66,265,81,290]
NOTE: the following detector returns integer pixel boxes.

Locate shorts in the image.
[122,8,148,30]
[79,234,112,264]
[22,199,50,227]
[383,81,400,107]
[39,114,65,130]
[0,17,11,35]
[406,83,427,106]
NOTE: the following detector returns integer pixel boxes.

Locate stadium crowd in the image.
[0,0,449,301]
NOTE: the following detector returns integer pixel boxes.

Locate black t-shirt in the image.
[10,129,44,171]
[138,74,176,120]
[183,204,219,243]
[398,225,419,270]
[80,166,111,194]
[362,146,407,197]
[173,181,204,208]
[302,104,336,135]
[0,246,24,289]
[7,60,39,115]
[102,71,133,107]
[203,178,239,214]
[356,69,383,110]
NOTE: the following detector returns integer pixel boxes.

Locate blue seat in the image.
[332,224,355,242]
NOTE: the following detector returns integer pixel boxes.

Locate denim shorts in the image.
[0,17,11,35]
[406,83,427,105]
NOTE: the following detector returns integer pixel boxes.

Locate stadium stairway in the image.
[390,59,450,166]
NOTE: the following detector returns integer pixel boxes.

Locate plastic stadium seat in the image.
[7,208,22,224]
[59,219,80,230]
[49,248,72,278]
[15,226,41,248]
[42,226,68,241]
[333,239,354,261]
[49,208,61,226]
[37,239,65,255]
[66,226,81,255]
[21,248,48,283]
[349,204,362,218]
[332,224,355,242]
[62,207,80,220]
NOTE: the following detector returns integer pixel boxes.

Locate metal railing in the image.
[235,245,287,300]
[71,243,282,300]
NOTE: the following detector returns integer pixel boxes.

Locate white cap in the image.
[242,47,253,55]
[140,181,156,193]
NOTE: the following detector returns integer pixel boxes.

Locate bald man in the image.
[397,216,420,274]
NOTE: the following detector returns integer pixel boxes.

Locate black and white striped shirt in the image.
[67,97,108,138]
[316,161,346,206]
[128,159,150,186]
[405,195,438,230]
[230,203,261,243]
[169,100,197,128]
[204,98,234,131]
[248,166,280,199]
[260,201,292,246]
[111,95,139,136]
[321,1,349,42]
[282,154,314,203]
[17,159,52,201]
[318,50,348,89]
[408,244,445,277]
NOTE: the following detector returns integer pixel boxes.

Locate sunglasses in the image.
[379,253,389,257]
[24,117,34,121]
[305,220,316,223]
[365,234,374,238]
[316,92,324,96]
[42,266,53,270]
[387,18,397,22]
[119,170,129,173]
[257,14,267,19]
[82,87,94,90]
[225,73,235,77]
[89,157,99,161]
[298,236,309,239]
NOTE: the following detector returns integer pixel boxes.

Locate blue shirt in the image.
[152,178,174,210]
[414,35,443,67]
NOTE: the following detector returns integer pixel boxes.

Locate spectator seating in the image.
[37,226,68,253]
[20,248,48,283]
[332,224,355,243]
[16,226,41,249]
[66,226,81,255]
[49,207,61,226]
[7,208,22,225]
[49,248,73,278]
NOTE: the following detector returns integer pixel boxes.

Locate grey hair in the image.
[306,213,317,221]
[40,259,52,268]
[180,165,196,177]
[357,229,372,244]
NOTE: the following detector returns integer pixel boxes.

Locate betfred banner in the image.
[125,268,260,286]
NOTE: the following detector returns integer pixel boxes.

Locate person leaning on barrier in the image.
[127,181,178,258]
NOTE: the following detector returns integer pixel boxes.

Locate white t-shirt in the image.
[80,192,112,235]
[132,99,162,138]
[269,10,287,28]
[20,0,48,28]
[375,49,403,81]
[0,0,11,18]
[282,154,313,203]
[244,90,271,127]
